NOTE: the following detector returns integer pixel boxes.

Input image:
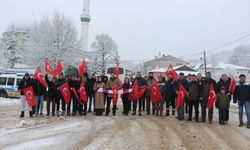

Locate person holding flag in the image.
[56,73,66,116]
[81,75,91,116]
[122,77,131,116]
[45,74,58,116]
[18,73,34,118]
[217,74,232,122]
[233,74,250,128]
[175,72,189,120]
[106,72,121,116]
[93,77,106,116]
[155,76,166,117]
[165,73,177,117]
[132,71,147,116]
[201,72,217,123]
[145,72,157,115]
[187,74,200,122]
[68,75,78,116]
[33,74,46,117]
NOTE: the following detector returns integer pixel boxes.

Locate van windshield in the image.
[0,77,7,85]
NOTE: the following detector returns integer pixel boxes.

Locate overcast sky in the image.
[0,0,249,62]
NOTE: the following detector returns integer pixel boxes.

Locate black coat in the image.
[234,82,250,102]
[45,75,57,98]
[217,78,231,93]
[33,79,46,96]
[88,78,96,95]
[165,79,176,101]
[18,77,34,95]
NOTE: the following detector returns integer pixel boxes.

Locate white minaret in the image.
[80,0,91,51]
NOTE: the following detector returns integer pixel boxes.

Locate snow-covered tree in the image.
[0,24,22,68]
[91,34,119,74]
[24,11,82,68]
[229,45,250,67]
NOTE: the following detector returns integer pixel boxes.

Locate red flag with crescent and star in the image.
[115,63,119,80]
[150,83,163,104]
[78,82,88,103]
[44,59,56,77]
[112,85,119,105]
[132,80,146,101]
[34,68,47,88]
[55,60,63,76]
[165,64,178,81]
[79,59,86,76]
[23,86,36,107]
[176,84,187,110]
[59,83,71,104]
[229,78,236,95]
[207,84,217,111]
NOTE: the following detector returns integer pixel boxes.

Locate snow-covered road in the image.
[0,98,250,150]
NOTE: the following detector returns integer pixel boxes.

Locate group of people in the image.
[18,70,250,129]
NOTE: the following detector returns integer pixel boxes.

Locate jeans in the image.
[35,95,44,114]
[219,108,227,122]
[238,100,250,125]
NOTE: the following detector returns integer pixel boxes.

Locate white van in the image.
[0,74,23,98]
[106,64,134,82]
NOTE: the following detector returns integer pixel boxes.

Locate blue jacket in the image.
[233,82,250,102]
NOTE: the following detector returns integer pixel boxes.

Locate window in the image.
[16,78,22,87]
[107,67,124,74]
[7,78,15,86]
[125,70,133,77]
[0,77,7,85]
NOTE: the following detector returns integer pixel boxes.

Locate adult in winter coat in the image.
[122,77,131,116]
[88,74,96,112]
[217,74,231,122]
[93,77,106,116]
[82,75,91,116]
[45,74,57,116]
[233,74,250,128]
[106,73,122,116]
[200,72,217,123]
[175,72,189,120]
[68,75,78,116]
[132,71,147,116]
[165,73,176,117]
[155,76,166,116]
[33,78,46,116]
[56,73,66,116]
[187,75,200,122]
[18,73,34,118]
[145,72,157,115]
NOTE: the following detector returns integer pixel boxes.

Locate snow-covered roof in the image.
[198,62,250,70]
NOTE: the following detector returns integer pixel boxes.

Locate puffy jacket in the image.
[45,75,57,98]
[165,79,176,101]
[233,82,250,102]
[188,81,199,100]
[216,93,229,109]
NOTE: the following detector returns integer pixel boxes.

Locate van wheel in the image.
[0,91,8,98]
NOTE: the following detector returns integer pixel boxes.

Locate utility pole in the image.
[203,50,207,77]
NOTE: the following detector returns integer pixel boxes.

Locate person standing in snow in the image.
[215,87,229,125]
[33,78,46,116]
[18,73,34,118]
[145,72,157,115]
[56,73,66,116]
[155,76,166,117]
[45,74,57,116]
[165,73,176,117]
[233,74,250,129]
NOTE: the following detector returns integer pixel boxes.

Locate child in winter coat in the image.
[216,87,229,125]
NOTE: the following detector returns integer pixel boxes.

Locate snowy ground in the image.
[0,98,250,150]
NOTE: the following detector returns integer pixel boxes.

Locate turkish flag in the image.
[132,81,146,101]
[207,84,217,111]
[59,82,71,104]
[23,86,36,107]
[78,59,86,76]
[176,85,187,110]
[112,85,119,105]
[55,60,63,76]
[71,87,82,104]
[78,82,88,103]
[44,59,55,77]
[229,78,236,95]
[115,63,119,80]
[34,68,47,88]
[150,83,163,104]
[165,64,178,81]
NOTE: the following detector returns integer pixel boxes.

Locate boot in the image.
[19,111,24,118]
[152,109,155,115]
[52,112,55,117]
[156,110,159,116]
[172,111,175,116]
[56,111,59,117]
[165,110,169,117]
[160,109,163,116]
[29,111,33,118]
